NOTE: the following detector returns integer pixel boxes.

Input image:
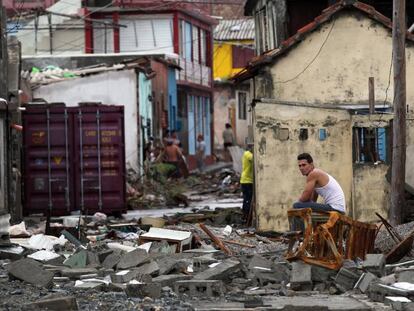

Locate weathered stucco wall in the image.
[270,12,394,104]
[253,10,414,229]
[254,103,352,231]
[353,164,390,222]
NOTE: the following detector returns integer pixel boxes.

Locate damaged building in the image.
[234,0,414,231]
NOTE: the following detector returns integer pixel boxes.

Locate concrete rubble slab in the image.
[27,250,63,265]
[155,255,193,275]
[74,278,108,289]
[262,295,372,310]
[131,260,160,276]
[396,267,414,283]
[290,261,312,291]
[117,248,150,269]
[61,267,98,279]
[152,274,193,288]
[0,245,25,260]
[174,280,223,297]
[63,250,87,268]
[6,258,54,288]
[384,296,411,311]
[194,259,241,280]
[107,242,137,252]
[368,283,414,303]
[102,251,122,269]
[28,295,78,310]
[110,269,151,284]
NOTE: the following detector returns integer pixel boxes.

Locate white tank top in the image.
[314,174,346,213]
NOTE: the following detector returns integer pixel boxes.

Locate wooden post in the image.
[48,13,53,54]
[369,77,375,114]
[390,0,406,225]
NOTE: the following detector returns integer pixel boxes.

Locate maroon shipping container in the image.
[23,105,126,216]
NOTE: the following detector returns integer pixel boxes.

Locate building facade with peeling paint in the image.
[235,1,414,231]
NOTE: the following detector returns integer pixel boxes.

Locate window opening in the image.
[238,92,247,120]
[299,128,308,141]
[353,127,388,163]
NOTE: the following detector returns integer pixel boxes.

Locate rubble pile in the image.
[2,210,414,311]
[126,168,240,210]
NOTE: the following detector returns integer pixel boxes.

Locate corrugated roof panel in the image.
[214,18,255,41]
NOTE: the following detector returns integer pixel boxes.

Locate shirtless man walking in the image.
[294,153,346,214]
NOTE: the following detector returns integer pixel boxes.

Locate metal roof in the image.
[214,18,255,41]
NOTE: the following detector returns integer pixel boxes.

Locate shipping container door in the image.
[23,107,74,215]
[73,107,126,214]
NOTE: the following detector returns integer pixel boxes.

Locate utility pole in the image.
[390,0,406,225]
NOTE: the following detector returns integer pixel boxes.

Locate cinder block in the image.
[174,280,223,297]
[152,274,193,287]
[355,272,378,293]
[290,261,312,291]
[334,267,361,293]
[362,254,386,277]
[125,282,161,298]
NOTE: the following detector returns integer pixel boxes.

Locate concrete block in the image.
[355,272,378,293]
[194,259,241,280]
[152,274,193,288]
[174,280,223,297]
[6,258,54,288]
[362,254,386,277]
[311,265,337,282]
[125,282,161,298]
[290,261,312,291]
[102,252,121,269]
[117,248,149,269]
[63,250,87,268]
[334,267,361,293]
[28,296,78,310]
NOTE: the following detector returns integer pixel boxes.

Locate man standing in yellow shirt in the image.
[240,143,254,221]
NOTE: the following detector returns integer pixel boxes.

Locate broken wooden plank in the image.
[199,223,233,255]
[386,231,414,264]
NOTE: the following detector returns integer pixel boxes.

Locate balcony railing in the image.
[178,57,211,88]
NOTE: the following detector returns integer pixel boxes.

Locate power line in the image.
[274,19,335,84]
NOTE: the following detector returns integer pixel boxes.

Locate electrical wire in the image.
[274,19,336,84]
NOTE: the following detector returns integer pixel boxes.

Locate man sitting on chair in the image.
[294,153,346,214]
